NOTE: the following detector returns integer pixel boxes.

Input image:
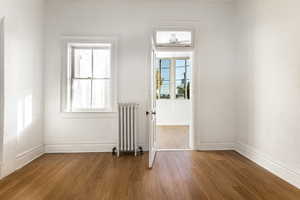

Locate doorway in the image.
[155,52,193,150]
[148,28,195,168]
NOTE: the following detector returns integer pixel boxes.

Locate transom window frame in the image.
[61,36,118,114]
[153,27,195,49]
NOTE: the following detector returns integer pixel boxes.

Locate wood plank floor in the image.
[0,151,299,200]
[157,125,189,149]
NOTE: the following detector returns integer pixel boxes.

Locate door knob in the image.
[146,111,156,115]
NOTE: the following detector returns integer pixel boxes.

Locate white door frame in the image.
[150,25,197,151]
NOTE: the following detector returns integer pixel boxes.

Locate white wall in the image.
[0,0,45,177]
[0,18,4,173]
[236,0,300,188]
[157,100,190,126]
[44,0,237,152]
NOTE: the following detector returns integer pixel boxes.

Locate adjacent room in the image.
[0,0,299,199]
[156,50,193,150]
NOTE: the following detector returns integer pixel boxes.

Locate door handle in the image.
[146,111,156,116]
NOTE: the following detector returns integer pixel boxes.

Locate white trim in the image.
[235,142,300,189]
[45,143,116,153]
[158,149,192,152]
[196,142,235,151]
[15,145,44,170]
[156,123,190,126]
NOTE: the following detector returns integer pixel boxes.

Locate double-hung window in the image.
[62,39,117,113]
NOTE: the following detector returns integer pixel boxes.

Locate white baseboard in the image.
[196,142,235,151]
[15,144,44,170]
[235,142,300,189]
[45,143,117,153]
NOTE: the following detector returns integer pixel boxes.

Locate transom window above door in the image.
[156,57,191,100]
[154,30,193,48]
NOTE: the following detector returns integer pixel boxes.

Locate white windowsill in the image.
[60,109,118,119]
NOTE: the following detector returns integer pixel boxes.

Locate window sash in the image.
[70,46,112,111]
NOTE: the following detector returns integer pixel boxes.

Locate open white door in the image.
[148,43,157,169]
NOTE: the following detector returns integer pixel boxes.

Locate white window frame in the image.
[61,36,118,113]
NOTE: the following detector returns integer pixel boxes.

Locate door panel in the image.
[148,46,157,168]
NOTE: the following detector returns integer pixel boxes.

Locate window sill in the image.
[60,110,118,119]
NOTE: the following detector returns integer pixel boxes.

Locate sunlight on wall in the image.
[17,95,32,137]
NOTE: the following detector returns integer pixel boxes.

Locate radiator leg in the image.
[112,147,117,156]
[138,146,143,155]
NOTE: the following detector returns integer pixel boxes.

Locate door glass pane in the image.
[72,79,91,109]
[92,80,110,109]
[74,49,92,78]
[93,49,111,78]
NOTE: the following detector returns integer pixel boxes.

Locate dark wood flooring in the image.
[0,151,299,200]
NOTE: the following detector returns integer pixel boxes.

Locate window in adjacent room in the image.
[157,59,171,99]
[156,57,190,100]
[175,59,190,99]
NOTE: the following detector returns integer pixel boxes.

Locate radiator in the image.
[117,103,140,156]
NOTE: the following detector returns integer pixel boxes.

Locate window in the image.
[156,57,191,100]
[155,30,193,47]
[175,59,190,99]
[62,38,117,113]
[157,59,171,99]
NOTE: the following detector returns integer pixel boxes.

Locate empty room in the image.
[0,0,300,199]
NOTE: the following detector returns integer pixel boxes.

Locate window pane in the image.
[176,67,185,80]
[72,79,91,109]
[160,82,170,99]
[161,68,170,81]
[157,59,170,99]
[93,49,111,78]
[161,59,171,68]
[156,31,192,46]
[160,59,170,81]
[176,59,186,67]
[176,80,186,99]
[92,80,110,109]
[74,49,92,78]
[186,66,191,80]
